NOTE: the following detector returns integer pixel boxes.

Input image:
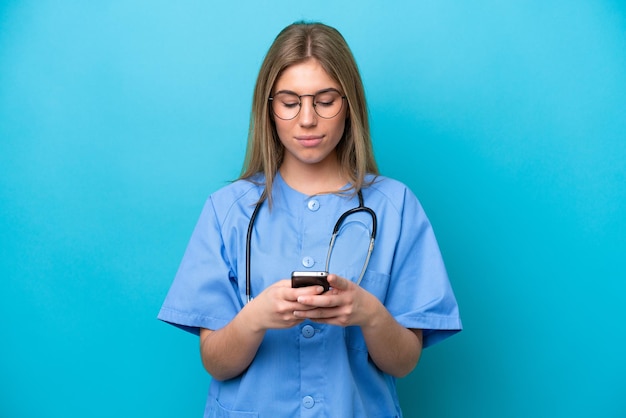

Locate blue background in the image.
[1,1,625,417]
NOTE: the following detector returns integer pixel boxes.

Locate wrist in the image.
[239,298,267,334]
[360,292,386,330]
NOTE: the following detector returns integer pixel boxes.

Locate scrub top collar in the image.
[273,170,355,206]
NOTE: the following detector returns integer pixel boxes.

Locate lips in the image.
[295,135,324,147]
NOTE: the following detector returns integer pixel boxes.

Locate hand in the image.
[292,274,379,328]
[292,275,423,377]
[245,279,326,331]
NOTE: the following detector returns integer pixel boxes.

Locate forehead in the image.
[273,59,340,93]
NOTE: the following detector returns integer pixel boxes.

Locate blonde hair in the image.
[240,21,378,205]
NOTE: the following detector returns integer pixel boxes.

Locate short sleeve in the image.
[157,196,243,335]
[385,187,462,348]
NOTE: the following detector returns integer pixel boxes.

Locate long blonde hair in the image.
[240,22,378,205]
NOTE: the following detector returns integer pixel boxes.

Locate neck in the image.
[279,157,347,196]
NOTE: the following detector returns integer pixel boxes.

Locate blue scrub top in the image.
[158,173,462,417]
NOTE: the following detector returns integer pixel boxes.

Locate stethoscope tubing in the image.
[245,189,377,304]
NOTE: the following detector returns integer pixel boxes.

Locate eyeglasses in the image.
[269,88,347,120]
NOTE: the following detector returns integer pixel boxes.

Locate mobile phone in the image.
[291,271,330,292]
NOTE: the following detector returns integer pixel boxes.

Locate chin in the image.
[299,154,332,166]
[282,147,337,168]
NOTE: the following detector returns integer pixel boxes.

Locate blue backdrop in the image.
[1,1,625,417]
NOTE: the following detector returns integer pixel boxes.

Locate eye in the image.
[277,93,300,108]
[315,92,339,107]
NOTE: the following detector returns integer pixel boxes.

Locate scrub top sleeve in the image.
[157,196,241,335]
[387,188,462,348]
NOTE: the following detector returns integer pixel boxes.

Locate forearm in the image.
[200,279,322,380]
[361,298,423,377]
[293,275,423,377]
[199,305,266,381]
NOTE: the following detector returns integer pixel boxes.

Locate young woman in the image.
[158,21,461,417]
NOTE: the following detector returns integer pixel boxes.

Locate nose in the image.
[298,96,317,127]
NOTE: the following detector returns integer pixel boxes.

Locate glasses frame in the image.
[268,88,347,120]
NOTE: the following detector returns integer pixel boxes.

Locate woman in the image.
[158,21,461,417]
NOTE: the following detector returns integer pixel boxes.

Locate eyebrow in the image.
[273,87,341,96]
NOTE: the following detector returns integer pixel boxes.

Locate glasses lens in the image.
[314,90,344,119]
[271,93,300,120]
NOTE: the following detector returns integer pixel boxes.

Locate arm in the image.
[199,280,325,381]
[294,274,423,377]
[358,301,423,377]
[199,308,265,381]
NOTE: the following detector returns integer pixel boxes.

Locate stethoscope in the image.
[245,189,377,304]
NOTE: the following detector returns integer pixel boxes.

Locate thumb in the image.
[327,274,349,290]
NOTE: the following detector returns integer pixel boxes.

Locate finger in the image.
[275,279,294,288]
[294,307,342,321]
[294,290,324,305]
[326,274,349,290]
[293,285,325,299]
